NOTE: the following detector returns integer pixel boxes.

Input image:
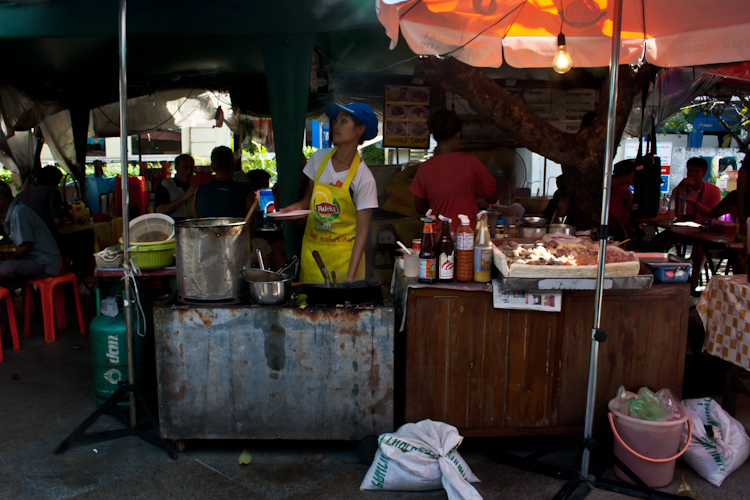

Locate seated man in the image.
[194,146,252,219]
[672,157,721,223]
[0,181,61,289]
[155,154,195,220]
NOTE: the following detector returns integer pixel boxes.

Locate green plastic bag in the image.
[615,386,679,422]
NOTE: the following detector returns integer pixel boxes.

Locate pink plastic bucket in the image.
[608,397,692,488]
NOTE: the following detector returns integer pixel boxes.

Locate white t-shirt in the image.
[302,148,379,211]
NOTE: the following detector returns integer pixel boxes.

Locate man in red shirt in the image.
[671,157,721,223]
[410,110,497,232]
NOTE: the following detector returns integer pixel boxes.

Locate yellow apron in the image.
[300,149,366,284]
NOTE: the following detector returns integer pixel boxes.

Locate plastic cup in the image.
[403,253,419,278]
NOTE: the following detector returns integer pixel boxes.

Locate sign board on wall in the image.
[383,85,430,149]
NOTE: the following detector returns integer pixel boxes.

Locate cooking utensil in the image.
[522,216,548,228]
[300,280,383,307]
[175,218,249,301]
[243,199,259,224]
[396,241,413,255]
[241,268,293,305]
[547,223,576,235]
[519,226,547,238]
[275,255,298,275]
[312,250,331,288]
[256,248,265,271]
[331,271,338,287]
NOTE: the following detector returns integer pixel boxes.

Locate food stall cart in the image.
[393,239,690,436]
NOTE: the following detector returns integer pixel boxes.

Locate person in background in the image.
[671,157,721,223]
[155,154,195,221]
[0,181,61,289]
[193,146,253,219]
[17,166,66,235]
[279,102,379,284]
[85,159,117,214]
[410,109,497,232]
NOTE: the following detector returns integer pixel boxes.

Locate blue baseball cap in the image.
[325,102,379,141]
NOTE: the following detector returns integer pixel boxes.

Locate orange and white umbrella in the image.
[378,0,750,69]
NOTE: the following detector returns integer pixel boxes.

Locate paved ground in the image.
[2,293,750,499]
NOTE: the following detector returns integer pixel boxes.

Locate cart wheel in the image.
[174,440,186,453]
[357,435,379,465]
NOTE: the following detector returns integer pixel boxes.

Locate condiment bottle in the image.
[473,211,492,283]
[495,218,506,239]
[678,187,688,220]
[437,215,454,283]
[418,216,437,284]
[455,214,474,283]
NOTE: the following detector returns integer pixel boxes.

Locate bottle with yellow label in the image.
[473,211,492,283]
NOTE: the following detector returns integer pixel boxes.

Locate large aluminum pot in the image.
[519,226,547,238]
[241,269,293,305]
[175,218,249,301]
[547,223,576,235]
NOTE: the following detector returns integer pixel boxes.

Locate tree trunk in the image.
[415,57,658,229]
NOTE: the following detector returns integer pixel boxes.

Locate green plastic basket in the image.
[122,241,176,270]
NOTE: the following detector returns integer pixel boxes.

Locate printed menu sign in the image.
[383,85,430,149]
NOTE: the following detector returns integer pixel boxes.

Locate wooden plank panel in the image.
[480,306,508,429]
[522,311,555,426]
[504,307,529,427]
[462,297,488,429]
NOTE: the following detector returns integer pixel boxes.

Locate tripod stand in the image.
[54,0,175,461]
[492,3,688,498]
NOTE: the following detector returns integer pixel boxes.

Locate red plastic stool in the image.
[0,286,20,362]
[24,272,85,343]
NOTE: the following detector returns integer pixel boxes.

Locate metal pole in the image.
[580,0,623,478]
[118,0,136,428]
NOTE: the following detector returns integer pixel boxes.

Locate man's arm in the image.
[156,184,196,215]
[414,196,429,215]
[346,208,372,282]
[9,241,32,260]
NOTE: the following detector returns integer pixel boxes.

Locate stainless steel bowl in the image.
[519,226,547,238]
[547,223,576,235]
[522,216,548,228]
[241,268,293,305]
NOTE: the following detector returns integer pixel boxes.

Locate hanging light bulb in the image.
[552,33,573,74]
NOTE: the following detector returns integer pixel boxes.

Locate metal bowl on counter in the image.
[547,223,576,235]
[519,226,547,238]
[522,216,548,228]
[241,268,293,305]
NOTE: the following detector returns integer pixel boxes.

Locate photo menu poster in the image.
[383,85,430,149]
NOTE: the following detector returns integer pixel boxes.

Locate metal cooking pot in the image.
[522,216,548,228]
[175,218,249,301]
[547,223,576,235]
[519,226,547,238]
[241,269,293,305]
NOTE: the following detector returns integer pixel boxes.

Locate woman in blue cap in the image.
[281,102,379,284]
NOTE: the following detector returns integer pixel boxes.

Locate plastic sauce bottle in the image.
[437,215,454,283]
[418,216,437,284]
[473,211,492,283]
[455,215,474,282]
[678,187,688,220]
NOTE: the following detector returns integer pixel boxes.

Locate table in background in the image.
[696,274,750,415]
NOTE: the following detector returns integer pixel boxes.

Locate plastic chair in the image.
[24,272,85,343]
[0,286,20,361]
[112,176,149,217]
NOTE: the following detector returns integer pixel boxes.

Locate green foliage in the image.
[241,141,277,183]
[656,108,698,135]
[361,144,385,165]
[0,168,14,185]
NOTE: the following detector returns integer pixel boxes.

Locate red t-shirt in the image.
[410,152,497,230]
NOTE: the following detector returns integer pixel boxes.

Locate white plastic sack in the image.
[681,397,750,486]
[360,420,482,500]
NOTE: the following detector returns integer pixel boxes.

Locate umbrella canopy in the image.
[378,0,750,69]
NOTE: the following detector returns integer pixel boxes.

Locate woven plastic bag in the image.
[681,398,750,486]
[360,420,482,500]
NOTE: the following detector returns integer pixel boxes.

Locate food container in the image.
[519,226,547,238]
[547,223,576,235]
[241,269,293,305]
[516,196,551,214]
[522,216,548,228]
[175,218,249,301]
[636,253,692,283]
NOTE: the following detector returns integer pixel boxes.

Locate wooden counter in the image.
[404,283,689,436]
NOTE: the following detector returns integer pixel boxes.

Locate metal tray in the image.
[497,262,654,291]
[635,252,691,268]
